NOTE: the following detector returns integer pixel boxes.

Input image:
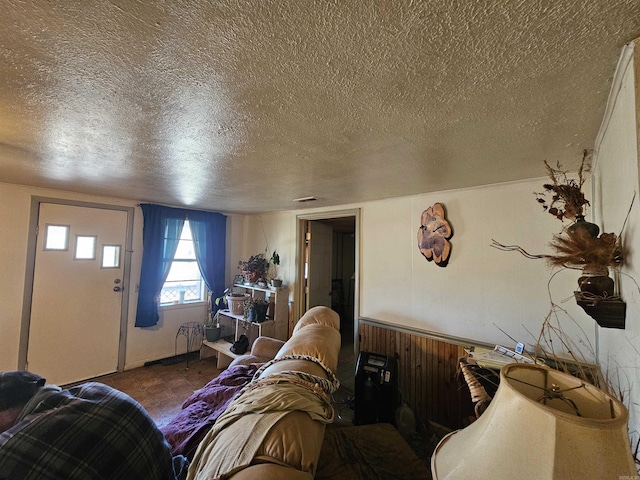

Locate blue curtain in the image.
[135,205,185,327]
[135,204,226,328]
[189,210,226,297]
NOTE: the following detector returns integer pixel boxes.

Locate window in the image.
[101,244,122,268]
[74,235,97,260]
[135,203,225,328]
[44,224,70,251]
[160,220,205,305]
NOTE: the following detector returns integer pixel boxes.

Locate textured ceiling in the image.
[1,1,639,214]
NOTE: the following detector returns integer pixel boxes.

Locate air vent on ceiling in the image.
[293,196,317,203]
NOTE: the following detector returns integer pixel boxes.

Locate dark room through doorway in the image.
[299,214,357,350]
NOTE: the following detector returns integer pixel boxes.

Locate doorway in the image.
[19,198,134,385]
[296,209,359,353]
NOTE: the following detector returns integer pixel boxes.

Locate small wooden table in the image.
[200,339,241,369]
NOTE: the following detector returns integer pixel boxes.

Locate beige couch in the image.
[186,306,341,480]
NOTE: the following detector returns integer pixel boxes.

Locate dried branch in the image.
[490,239,548,260]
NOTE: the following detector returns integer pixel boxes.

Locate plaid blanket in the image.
[0,382,180,480]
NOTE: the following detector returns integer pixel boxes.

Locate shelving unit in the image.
[200,284,289,367]
[216,309,275,347]
[200,339,240,369]
[229,284,289,341]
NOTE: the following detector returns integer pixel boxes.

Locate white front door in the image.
[27,203,128,385]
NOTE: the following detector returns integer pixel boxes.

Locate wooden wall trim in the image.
[359,316,494,349]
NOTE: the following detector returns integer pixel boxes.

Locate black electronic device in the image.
[353,351,399,425]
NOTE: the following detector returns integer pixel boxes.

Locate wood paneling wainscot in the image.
[359,318,486,430]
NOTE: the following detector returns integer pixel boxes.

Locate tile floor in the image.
[99,354,222,428]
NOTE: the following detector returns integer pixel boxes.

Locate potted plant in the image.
[226,291,250,315]
[269,250,282,288]
[244,297,270,323]
[238,253,269,284]
[204,311,222,342]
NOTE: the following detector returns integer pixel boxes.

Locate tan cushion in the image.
[228,337,286,368]
[293,306,340,334]
[275,324,341,372]
[250,336,286,359]
[253,411,325,475]
[229,462,313,480]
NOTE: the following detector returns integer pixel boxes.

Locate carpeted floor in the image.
[317,423,435,480]
[329,376,443,478]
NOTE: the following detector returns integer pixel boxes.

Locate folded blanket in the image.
[161,364,257,460]
[187,373,335,480]
[0,382,178,480]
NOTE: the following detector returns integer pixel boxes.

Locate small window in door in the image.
[44,224,70,251]
[74,235,97,260]
[101,244,121,268]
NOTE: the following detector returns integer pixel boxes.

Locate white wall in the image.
[241,177,595,362]
[362,182,592,348]
[593,44,640,439]
[233,211,298,299]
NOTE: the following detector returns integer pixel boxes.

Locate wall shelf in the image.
[574,292,626,329]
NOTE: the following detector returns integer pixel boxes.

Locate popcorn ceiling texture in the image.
[0,1,639,213]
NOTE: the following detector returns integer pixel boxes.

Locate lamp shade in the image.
[431,364,636,479]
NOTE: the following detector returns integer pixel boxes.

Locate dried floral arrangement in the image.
[535,149,590,221]
[537,150,623,272]
[499,148,624,273]
[546,229,622,271]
